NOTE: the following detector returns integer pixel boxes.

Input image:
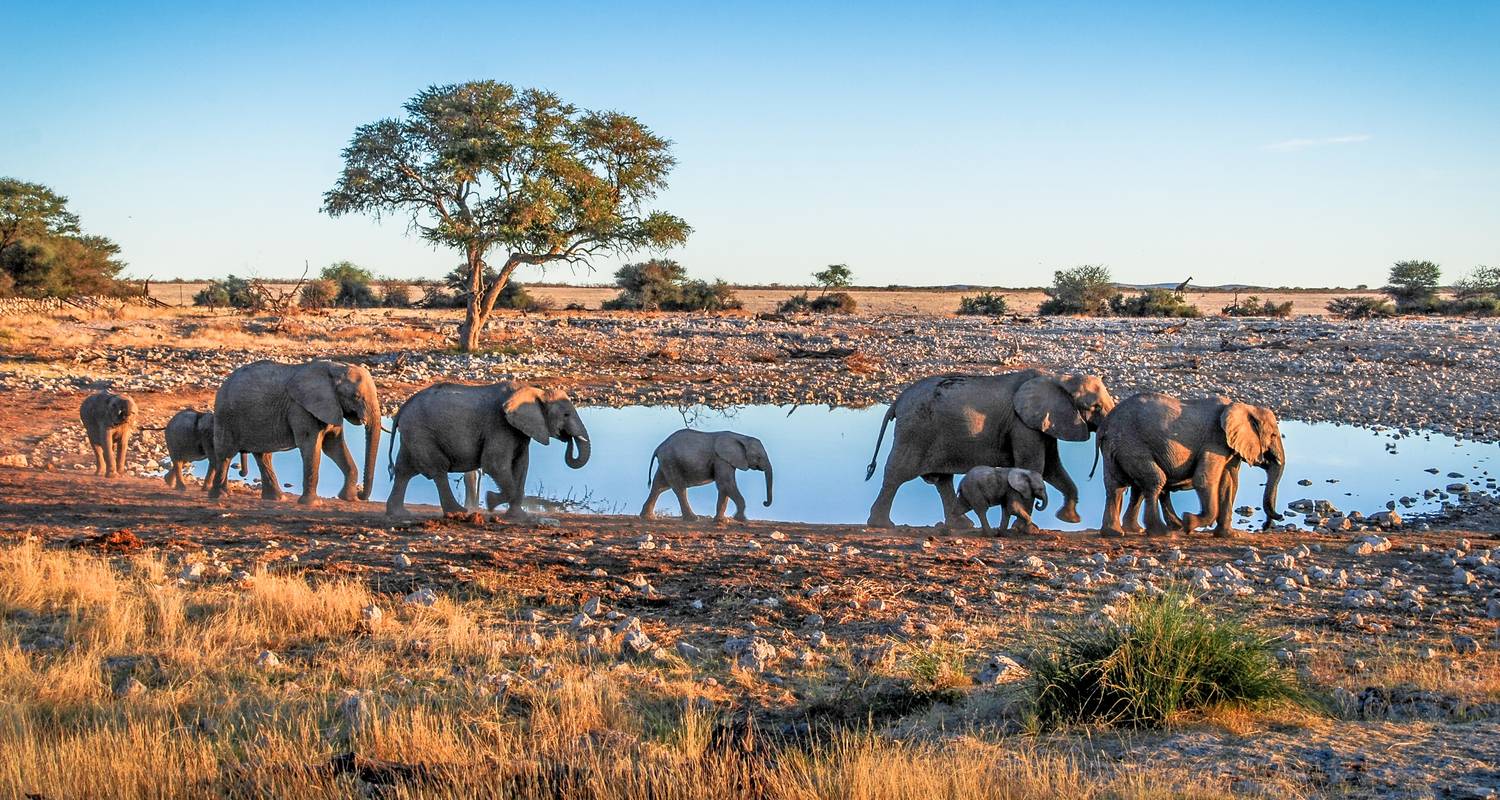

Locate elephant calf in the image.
[956,466,1048,534]
[80,390,137,478]
[163,409,249,491]
[641,429,772,523]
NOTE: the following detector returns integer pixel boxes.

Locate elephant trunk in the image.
[564,430,590,469]
[762,463,774,507]
[1261,459,1284,525]
[359,387,381,501]
[1034,490,1048,512]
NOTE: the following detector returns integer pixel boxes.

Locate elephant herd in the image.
[77,359,1287,537]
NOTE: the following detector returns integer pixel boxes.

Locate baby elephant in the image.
[80,390,137,477]
[642,429,773,522]
[956,466,1048,534]
[163,409,249,490]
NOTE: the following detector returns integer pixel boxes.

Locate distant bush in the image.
[956,292,1010,316]
[193,275,259,309]
[299,279,336,309]
[602,260,740,311]
[1444,295,1500,317]
[778,291,857,314]
[1220,295,1293,318]
[319,261,379,308]
[1327,295,1395,319]
[1110,288,1202,318]
[1384,260,1442,313]
[495,280,553,312]
[1029,592,1297,730]
[379,280,412,308]
[1039,265,1116,316]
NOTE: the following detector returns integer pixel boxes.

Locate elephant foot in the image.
[734,514,749,523]
[866,514,894,529]
[296,494,321,507]
[680,513,700,523]
[337,486,358,502]
[1056,506,1082,524]
[385,506,413,519]
[1121,521,1144,534]
[1145,527,1176,538]
[1213,527,1241,539]
[1099,526,1126,538]
[941,515,974,530]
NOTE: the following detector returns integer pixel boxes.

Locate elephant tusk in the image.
[573,434,589,443]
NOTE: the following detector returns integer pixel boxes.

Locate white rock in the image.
[974,655,1027,685]
[403,588,438,607]
[256,650,281,670]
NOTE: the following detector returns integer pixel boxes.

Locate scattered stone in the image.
[974,654,1027,685]
[403,588,438,607]
[255,650,280,670]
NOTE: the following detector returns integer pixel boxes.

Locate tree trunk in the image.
[458,248,487,353]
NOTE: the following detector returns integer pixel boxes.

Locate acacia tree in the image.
[1,178,80,257]
[322,81,690,351]
[813,263,853,292]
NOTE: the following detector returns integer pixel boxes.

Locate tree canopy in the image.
[813,263,853,290]
[0,178,125,298]
[322,81,690,350]
[1385,260,1442,311]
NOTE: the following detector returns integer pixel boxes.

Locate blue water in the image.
[197,405,1496,530]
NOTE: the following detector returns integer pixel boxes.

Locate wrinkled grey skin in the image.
[865,370,1116,528]
[955,466,1048,535]
[1097,392,1285,537]
[80,391,137,477]
[208,360,381,506]
[385,382,590,518]
[641,429,773,523]
[163,409,249,491]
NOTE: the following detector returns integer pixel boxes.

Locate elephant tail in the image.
[646,453,659,486]
[1088,437,1102,480]
[385,409,400,480]
[864,406,896,481]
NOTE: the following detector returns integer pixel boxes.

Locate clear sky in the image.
[7,1,1498,287]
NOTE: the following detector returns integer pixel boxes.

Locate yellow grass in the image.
[0,542,1279,799]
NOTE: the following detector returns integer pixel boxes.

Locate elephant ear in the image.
[715,436,752,470]
[1006,469,1034,495]
[503,386,551,445]
[1221,403,1270,465]
[289,363,343,427]
[1015,377,1088,442]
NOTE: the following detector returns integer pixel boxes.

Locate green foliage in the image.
[813,263,854,290]
[193,276,259,309]
[322,81,690,349]
[1221,295,1294,318]
[1326,295,1395,319]
[1444,294,1500,317]
[299,279,336,309]
[1453,265,1500,300]
[1108,288,1202,318]
[778,291,858,314]
[1039,265,1116,315]
[1029,592,1298,730]
[1385,260,1442,312]
[317,261,379,308]
[0,179,125,299]
[603,259,740,311]
[495,281,553,311]
[956,291,1010,316]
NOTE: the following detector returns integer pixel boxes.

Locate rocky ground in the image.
[2,308,1500,797]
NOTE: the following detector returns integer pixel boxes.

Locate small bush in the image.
[494,281,553,312]
[1039,265,1116,315]
[1110,288,1202,318]
[956,292,1009,316]
[379,280,412,308]
[1385,259,1442,312]
[603,260,739,311]
[1029,592,1298,730]
[298,279,335,309]
[1327,295,1395,319]
[1444,294,1500,317]
[778,291,857,314]
[320,261,379,308]
[1221,295,1293,318]
[193,275,258,309]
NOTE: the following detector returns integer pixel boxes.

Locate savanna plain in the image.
[1,297,1498,799]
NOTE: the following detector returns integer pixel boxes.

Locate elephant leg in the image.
[90,441,106,476]
[1160,492,1184,530]
[671,479,697,522]
[200,458,220,492]
[323,427,359,502]
[1137,467,1171,536]
[252,452,283,501]
[867,452,920,528]
[931,475,973,529]
[294,429,328,506]
[1041,437,1080,523]
[484,448,529,521]
[1212,467,1240,537]
[384,450,417,516]
[976,503,994,535]
[113,430,129,478]
[1101,460,1129,537]
[640,470,669,518]
[715,467,748,522]
[434,472,466,514]
[463,471,480,511]
[1182,463,1224,534]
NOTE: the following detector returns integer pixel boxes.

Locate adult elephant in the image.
[208,360,381,505]
[1097,393,1285,537]
[865,370,1116,528]
[385,381,590,518]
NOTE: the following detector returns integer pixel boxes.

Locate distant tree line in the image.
[0,178,128,299]
[1326,260,1497,319]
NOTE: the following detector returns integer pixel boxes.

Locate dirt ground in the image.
[144,281,1386,316]
[2,307,1499,798]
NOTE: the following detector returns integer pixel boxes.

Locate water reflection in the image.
[199,405,1496,530]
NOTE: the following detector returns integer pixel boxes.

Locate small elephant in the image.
[80,391,137,477]
[386,381,590,518]
[956,466,1048,534]
[641,429,772,522]
[163,409,249,491]
[209,359,382,505]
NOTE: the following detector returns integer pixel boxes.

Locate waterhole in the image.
[199,405,1497,530]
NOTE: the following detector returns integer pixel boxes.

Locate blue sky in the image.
[6,1,1497,287]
